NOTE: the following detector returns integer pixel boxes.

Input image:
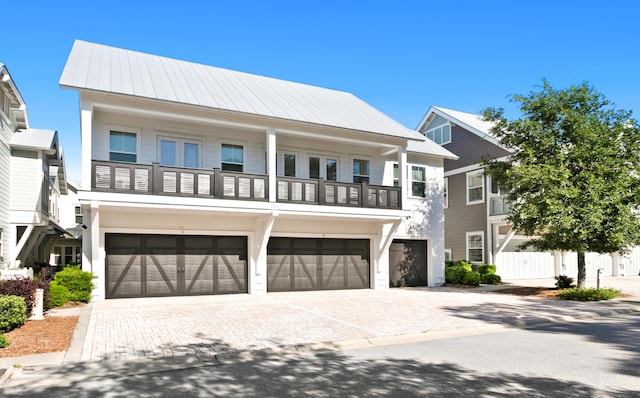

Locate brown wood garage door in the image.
[105,234,247,298]
[389,239,428,287]
[267,238,370,292]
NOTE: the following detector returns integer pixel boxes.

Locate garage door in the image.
[389,240,427,287]
[106,234,247,298]
[267,238,370,292]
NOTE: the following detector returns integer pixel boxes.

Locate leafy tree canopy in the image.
[482,80,640,258]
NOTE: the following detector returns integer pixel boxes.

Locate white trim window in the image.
[442,177,449,209]
[466,232,484,263]
[221,144,244,172]
[309,155,338,181]
[353,159,370,183]
[411,166,426,197]
[425,123,451,145]
[75,206,83,224]
[393,163,399,187]
[444,177,449,208]
[158,136,202,168]
[109,130,137,162]
[277,152,298,177]
[444,248,452,262]
[466,170,484,205]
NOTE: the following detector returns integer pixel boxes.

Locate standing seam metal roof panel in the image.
[60,40,436,144]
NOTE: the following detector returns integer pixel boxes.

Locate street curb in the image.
[63,303,93,363]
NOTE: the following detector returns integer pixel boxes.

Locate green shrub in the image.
[481,273,502,284]
[555,275,575,289]
[0,333,9,348]
[0,295,27,333]
[53,267,94,303]
[445,265,468,284]
[455,261,473,272]
[558,288,621,301]
[462,271,481,286]
[445,260,456,268]
[48,282,71,308]
[478,264,497,275]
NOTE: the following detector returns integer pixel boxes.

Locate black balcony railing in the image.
[92,160,401,209]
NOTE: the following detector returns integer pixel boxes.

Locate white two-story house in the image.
[60,40,456,300]
[1,62,73,275]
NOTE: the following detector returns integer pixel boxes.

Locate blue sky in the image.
[4,1,639,182]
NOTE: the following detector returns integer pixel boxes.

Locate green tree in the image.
[482,80,640,288]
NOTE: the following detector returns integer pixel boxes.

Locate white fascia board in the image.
[77,191,409,221]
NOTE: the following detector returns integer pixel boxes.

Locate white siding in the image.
[0,123,11,262]
[10,149,41,211]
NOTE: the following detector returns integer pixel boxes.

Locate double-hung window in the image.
[221,144,244,172]
[75,206,83,224]
[159,137,202,168]
[466,170,484,204]
[353,159,370,183]
[466,232,484,263]
[411,166,426,197]
[109,131,137,162]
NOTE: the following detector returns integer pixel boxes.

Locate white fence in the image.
[495,251,622,279]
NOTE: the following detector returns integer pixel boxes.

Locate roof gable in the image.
[417,106,508,150]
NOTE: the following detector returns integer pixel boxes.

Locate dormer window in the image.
[425,124,451,145]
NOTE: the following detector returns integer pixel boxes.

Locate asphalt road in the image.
[3,313,639,397]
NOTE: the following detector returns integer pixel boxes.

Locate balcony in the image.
[490,195,510,216]
[91,160,401,210]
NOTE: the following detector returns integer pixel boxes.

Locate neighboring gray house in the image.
[59,40,456,300]
[416,106,638,278]
[0,62,75,276]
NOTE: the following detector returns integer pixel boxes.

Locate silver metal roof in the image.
[60,41,450,152]
[10,128,57,150]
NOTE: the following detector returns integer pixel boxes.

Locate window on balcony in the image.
[411,166,426,197]
[444,177,449,208]
[393,163,399,187]
[221,144,244,172]
[353,159,370,183]
[284,153,296,177]
[158,137,201,168]
[466,232,484,263]
[466,170,484,205]
[75,206,83,224]
[309,156,338,181]
[109,131,137,162]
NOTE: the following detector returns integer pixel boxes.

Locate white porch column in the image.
[267,128,277,203]
[80,102,93,190]
[398,147,407,209]
[373,220,402,290]
[89,203,104,300]
[248,213,276,294]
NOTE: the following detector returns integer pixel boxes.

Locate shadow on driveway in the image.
[3,341,638,397]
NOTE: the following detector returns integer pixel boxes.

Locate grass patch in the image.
[557,287,621,301]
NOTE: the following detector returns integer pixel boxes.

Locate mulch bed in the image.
[1,315,79,358]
